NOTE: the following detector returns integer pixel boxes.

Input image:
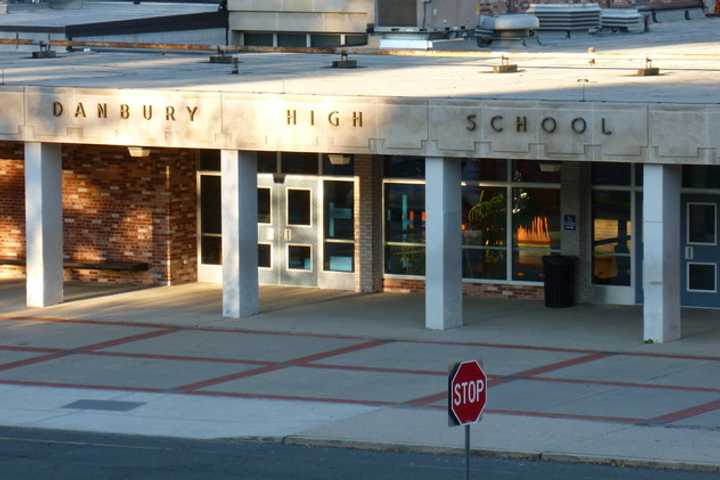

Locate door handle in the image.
[685,246,694,261]
[284,228,292,242]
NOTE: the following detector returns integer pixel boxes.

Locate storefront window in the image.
[512,188,561,281]
[385,183,425,275]
[462,186,506,280]
[592,191,632,286]
[324,181,354,272]
[512,160,561,183]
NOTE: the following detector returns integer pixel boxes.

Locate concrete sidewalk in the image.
[0,282,720,471]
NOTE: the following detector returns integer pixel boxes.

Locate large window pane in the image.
[463,248,506,280]
[201,236,221,265]
[385,184,425,244]
[385,245,425,276]
[592,162,631,186]
[325,243,354,272]
[278,33,306,48]
[287,189,311,226]
[258,188,271,224]
[200,176,221,235]
[244,33,273,47]
[325,181,354,240]
[592,191,632,286]
[512,160,561,183]
[288,245,312,270]
[384,156,425,179]
[462,158,507,182]
[688,203,717,244]
[512,188,561,281]
[462,187,506,247]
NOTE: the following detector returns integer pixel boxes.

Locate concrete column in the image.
[561,162,592,303]
[221,150,258,318]
[24,142,63,308]
[425,156,462,330]
[643,164,681,343]
[354,155,383,293]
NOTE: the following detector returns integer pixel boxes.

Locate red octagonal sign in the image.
[448,360,488,426]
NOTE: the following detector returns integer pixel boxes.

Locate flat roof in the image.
[3,18,720,104]
[0,1,217,27]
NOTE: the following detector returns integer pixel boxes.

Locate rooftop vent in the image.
[526,4,602,35]
[331,50,358,69]
[637,58,660,76]
[32,42,56,59]
[493,56,518,74]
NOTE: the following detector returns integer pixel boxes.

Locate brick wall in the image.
[0,143,25,279]
[383,277,545,300]
[354,155,384,293]
[0,143,197,286]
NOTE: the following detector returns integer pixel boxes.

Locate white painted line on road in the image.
[0,436,169,451]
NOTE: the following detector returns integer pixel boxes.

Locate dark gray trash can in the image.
[542,255,577,308]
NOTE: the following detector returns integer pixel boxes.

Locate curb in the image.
[282,436,720,473]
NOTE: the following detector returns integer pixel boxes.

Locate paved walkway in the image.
[1,281,720,470]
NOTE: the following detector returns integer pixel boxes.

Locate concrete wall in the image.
[229,0,374,33]
[0,143,198,285]
[14,88,720,167]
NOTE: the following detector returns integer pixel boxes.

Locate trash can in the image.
[542,255,577,308]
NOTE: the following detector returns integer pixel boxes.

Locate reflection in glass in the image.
[463,249,506,280]
[592,191,632,286]
[324,181,354,240]
[325,243,354,272]
[287,189,311,226]
[385,245,425,276]
[258,188,271,224]
[385,184,425,244]
[512,188,561,281]
[288,245,312,270]
[258,244,271,268]
[462,187,506,246]
[688,204,716,244]
[512,160,561,183]
[688,263,716,292]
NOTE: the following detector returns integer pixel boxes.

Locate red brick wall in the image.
[0,143,25,279]
[383,277,544,300]
[0,143,197,285]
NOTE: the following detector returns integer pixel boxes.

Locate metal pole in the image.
[465,424,470,480]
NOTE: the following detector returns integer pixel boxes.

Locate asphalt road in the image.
[0,427,715,480]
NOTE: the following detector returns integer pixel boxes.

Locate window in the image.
[384,183,425,275]
[288,245,312,271]
[382,157,561,283]
[311,34,342,48]
[258,244,271,269]
[462,186,506,279]
[244,33,273,47]
[258,188,271,224]
[199,150,220,171]
[287,189,311,226]
[592,163,631,186]
[683,166,720,190]
[277,34,306,48]
[592,191,632,286]
[322,154,354,176]
[512,188,561,281]
[200,176,222,265]
[324,181,354,272]
[688,263,717,292]
[258,152,277,174]
[687,203,717,245]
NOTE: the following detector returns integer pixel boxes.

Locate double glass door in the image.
[258,177,319,287]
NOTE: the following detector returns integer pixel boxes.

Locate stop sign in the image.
[448,360,488,426]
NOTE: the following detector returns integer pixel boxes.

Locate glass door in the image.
[682,196,720,307]
[280,179,319,286]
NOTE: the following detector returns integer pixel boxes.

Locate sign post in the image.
[449,360,488,480]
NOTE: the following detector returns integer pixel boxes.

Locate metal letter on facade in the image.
[97,103,108,119]
[541,117,557,134]
[490,115,504,132]
[571,117,587,134]
[52,101,64,117]
[602,118,613,135]
[516,116,528,133]
[466,114,477,132]
[287,109,297,125]
[328,111,340,127]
